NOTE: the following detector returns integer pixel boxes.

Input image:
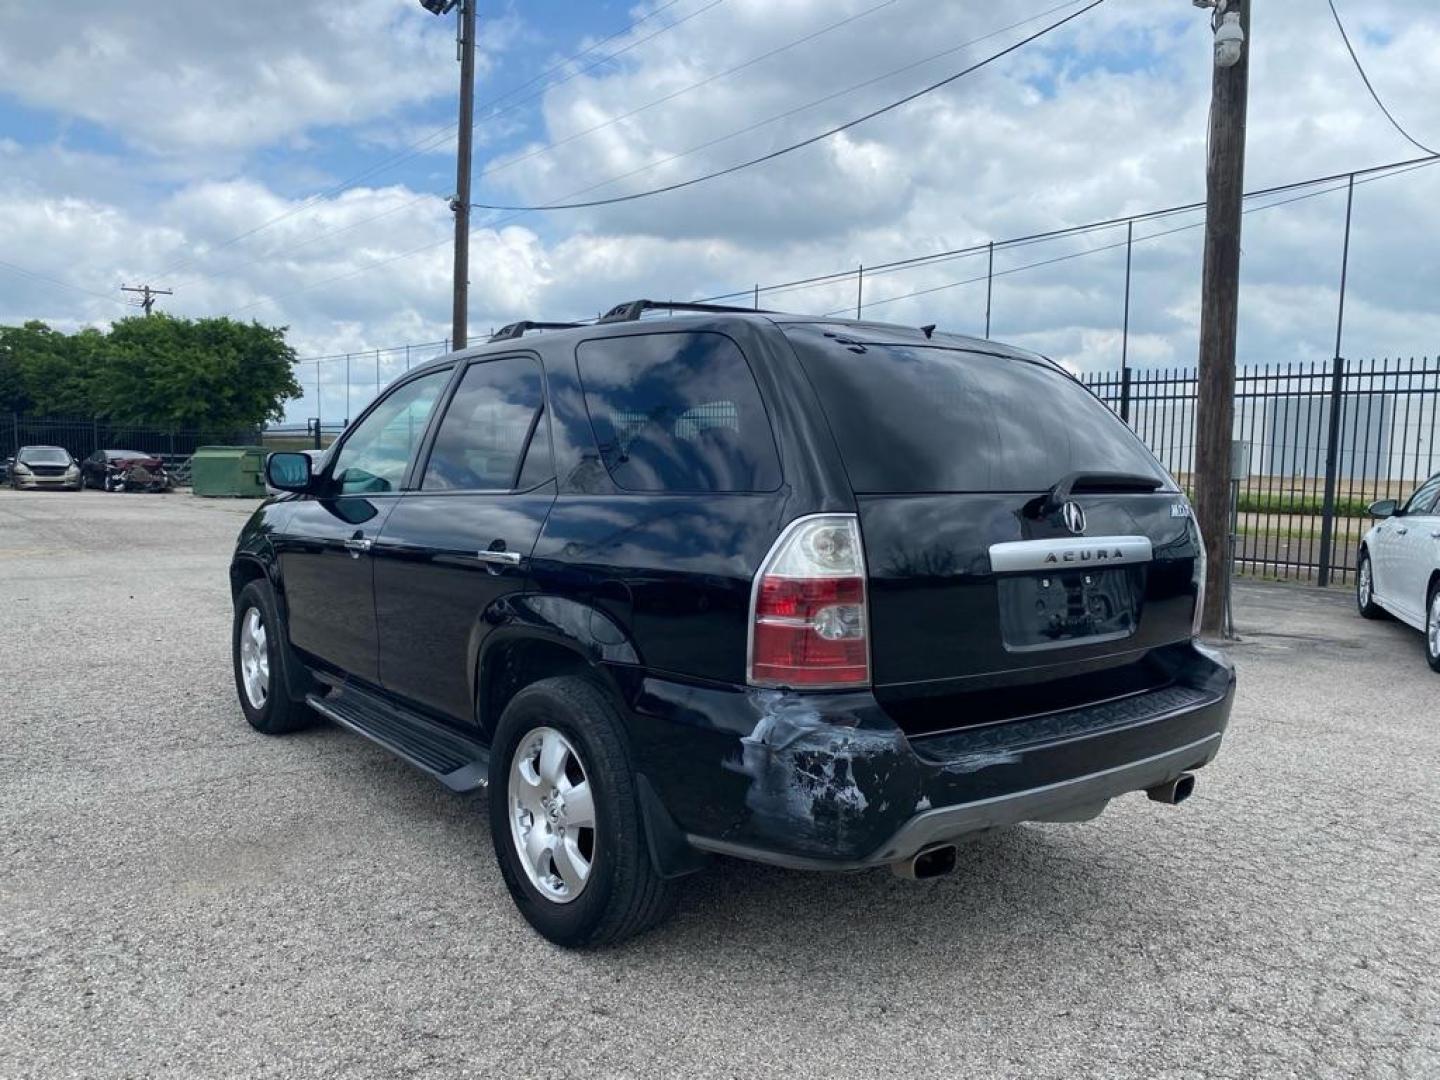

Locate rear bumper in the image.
[625,641,1234,872]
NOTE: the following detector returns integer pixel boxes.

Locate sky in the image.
[1,0,1438,424]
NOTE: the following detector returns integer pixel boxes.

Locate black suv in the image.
[231,301,1234,947]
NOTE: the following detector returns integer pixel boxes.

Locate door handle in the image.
[1430,531,1440,540]
[474,550,521,567]
[1395,526,1409,536]
[344,536,372,557]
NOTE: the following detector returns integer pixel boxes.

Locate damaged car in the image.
[230,301,1234,947]
[81,449,172,492]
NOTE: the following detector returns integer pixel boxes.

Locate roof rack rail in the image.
[597,299,773,324]
[489,320,585,342]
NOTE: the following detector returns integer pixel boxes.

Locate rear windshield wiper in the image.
[1037,470,1164,515]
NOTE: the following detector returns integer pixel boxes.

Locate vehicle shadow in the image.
[310,721,1207,978]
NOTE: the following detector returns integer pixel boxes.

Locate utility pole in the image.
[120,284,173,316]
[451,0,477,351]
[1191,0,1250,637]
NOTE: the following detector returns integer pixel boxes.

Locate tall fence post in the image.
[1316,174,1355,588]
[1316,356,1347,587]
[855,264,863,319]
[1120,221,1133,420]
[984,241,995,339]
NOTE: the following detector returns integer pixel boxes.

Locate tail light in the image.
[748,514,870,689]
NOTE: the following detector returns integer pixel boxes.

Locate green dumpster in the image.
[190,446,269,498]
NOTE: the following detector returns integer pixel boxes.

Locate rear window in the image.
[576,331,781,493]
[787,331,1167,493]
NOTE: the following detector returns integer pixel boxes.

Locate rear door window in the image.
[576,332,781,493]
[786,329,1167,494]
[422,356,547,491]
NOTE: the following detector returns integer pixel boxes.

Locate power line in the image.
[469,0,1091,221]
[150,0,718,281]
[230,4,1082,315]
[1326,0,1436,156]
[284,152,1439,359]
[195,0,911,292]
[476,0,913,187]
[828,162,1437,317]
[0,258,129,307]
[690,151,1440,307]
[468,0,1106,211]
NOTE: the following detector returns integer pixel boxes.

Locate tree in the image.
[0,321,90,415]
[0,315,302,429]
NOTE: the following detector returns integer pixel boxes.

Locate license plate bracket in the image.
[995,566,1144,652]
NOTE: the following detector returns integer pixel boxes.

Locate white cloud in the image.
[2,0,1439,429]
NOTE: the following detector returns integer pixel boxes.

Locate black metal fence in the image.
[1083,356,1440,587]
[2,414,260,466]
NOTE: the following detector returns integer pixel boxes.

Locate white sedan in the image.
[1357,472,1440,671]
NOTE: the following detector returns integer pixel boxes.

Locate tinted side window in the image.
[576,332,780,493]
[422,356,545,491]
[331,369,449,495]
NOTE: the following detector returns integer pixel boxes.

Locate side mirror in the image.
[266,451,315,493]
[1368,499,1398,519]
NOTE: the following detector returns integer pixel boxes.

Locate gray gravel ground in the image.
[2,490,1437,1079]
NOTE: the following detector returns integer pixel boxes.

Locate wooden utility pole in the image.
[120,283,173,316]
[450,0,477,351]
[1192,0,1251,637]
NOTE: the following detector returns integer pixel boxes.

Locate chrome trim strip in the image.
[988,534,1153,574]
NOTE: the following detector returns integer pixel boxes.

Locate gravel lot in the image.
[2,490,1437,1079]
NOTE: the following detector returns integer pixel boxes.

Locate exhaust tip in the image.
[892,843,958,881]
[1147,772,1196,805]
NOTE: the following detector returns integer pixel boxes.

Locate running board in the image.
[306,685,490,793]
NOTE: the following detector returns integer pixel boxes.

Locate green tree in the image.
[0,321,92,415]
[2,315,302,428]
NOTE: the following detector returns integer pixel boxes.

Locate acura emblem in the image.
[1061,501,1086,535]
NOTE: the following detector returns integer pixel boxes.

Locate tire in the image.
[488,676,676,948]
[1426,583,1440,674]
[232,579,314,734]
[1357,552,1386,620]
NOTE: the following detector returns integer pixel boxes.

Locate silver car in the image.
[8,446,82,491]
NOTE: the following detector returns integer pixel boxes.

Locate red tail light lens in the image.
[748,515,870,689]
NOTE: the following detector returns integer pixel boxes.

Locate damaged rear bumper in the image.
[626,642,1235,874]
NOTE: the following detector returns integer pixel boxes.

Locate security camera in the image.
[418,0,459,15]
[1214,11,1245,68]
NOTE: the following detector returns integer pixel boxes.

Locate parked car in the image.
[81,449,172,492]
[1357,472,1440,671]
[9,445,82,490]
[230,301,1234,947]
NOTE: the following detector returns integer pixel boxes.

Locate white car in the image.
[1357,472,1440,671]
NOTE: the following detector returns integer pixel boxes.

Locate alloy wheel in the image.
[1429,592,1440,660]
[1359,560,1372,608]
[507,726,596,904]
[238,606,270,709]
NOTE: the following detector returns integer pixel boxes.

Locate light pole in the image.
[418,0,476,351]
